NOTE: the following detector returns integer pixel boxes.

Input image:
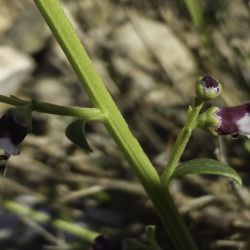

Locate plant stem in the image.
[2,200,99,242]
[0,95,105,121]
[33,0,198,249]
[161,101,203,187]
[182,0,204,29]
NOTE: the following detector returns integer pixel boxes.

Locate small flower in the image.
[93,235,122,250]
[195,75,222,101]
[0,105,32,155]
[198,102,250,138]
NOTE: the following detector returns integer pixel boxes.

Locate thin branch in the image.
[0,95,106,121]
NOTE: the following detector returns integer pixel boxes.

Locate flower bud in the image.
[195,76,222,101]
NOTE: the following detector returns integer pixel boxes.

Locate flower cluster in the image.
[195,75,250,138]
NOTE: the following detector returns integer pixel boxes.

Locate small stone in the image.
[0,46,34,95]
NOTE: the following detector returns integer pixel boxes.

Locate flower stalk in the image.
[161,100,203,186]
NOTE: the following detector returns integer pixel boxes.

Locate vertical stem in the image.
[182,0,204,29]
[33,1,198,249]
[161,102,203,187]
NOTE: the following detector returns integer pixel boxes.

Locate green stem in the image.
[182,0,204,29]
[0,95,105,121]
[182,0,210,46]
[33,0,198,249]
[161,101,203,187]
[2,200,99,242]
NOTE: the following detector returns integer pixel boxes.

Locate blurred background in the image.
[0,0,249,249]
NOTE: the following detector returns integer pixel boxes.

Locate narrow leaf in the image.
[65,119,92,152]
[173,158,242,185]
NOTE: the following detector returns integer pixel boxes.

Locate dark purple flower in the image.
[93,235,122,250]
[201,76,219,89]
[195,75,221,101]
[215,102,250,137]
[0,109,29,155]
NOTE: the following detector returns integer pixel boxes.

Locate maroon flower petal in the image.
[0,111,28,145]
[201,76,219,90]
[0,109,29,155]
[216,102,250,135]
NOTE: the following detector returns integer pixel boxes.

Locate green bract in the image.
[65,119,92,152]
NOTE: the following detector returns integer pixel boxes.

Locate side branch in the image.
[0,95,106,121]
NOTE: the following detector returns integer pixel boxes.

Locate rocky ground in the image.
[0,0,249,249]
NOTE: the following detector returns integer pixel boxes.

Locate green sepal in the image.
[197,106,220,135]
[173,158,242,185]
[65,119,92,152]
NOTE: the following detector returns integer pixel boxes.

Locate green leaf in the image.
[173,158,242,185]
[65,119,92,152]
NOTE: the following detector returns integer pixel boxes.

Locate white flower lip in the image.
[0,137,19,155]
[214,109,222,129]
[236,113,250,138]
